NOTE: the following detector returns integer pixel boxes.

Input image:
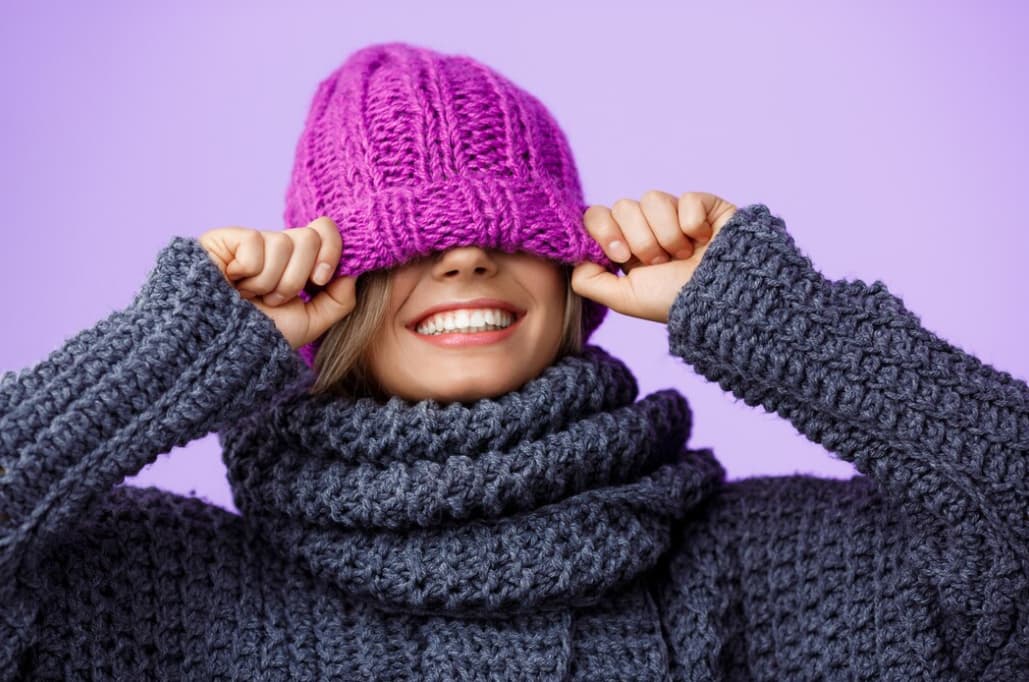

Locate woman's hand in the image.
[571,190,737,323]
[198,216,357,350]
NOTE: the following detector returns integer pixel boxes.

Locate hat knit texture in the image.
[282,41,618,368]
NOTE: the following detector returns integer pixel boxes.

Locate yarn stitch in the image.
[218,343,724,617]
[0,204,1026,680]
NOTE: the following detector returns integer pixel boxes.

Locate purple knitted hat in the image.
[284,41,618,369]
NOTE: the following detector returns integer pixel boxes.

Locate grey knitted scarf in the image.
[217,344,726,618]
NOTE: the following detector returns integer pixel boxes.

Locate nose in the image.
[431,246,498,280]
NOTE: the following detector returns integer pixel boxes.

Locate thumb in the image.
[571,261,630,315]
[304,275,358,338]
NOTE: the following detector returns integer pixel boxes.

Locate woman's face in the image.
[366,245,566,404]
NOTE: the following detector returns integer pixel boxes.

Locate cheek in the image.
[530,268,567,319]
[388,272,419,322]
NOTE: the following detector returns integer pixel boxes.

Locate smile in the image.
[409,312,525,348]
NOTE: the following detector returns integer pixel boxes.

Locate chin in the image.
[426,372,521,404]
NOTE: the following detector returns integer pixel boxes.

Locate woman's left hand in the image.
[572,190,737,323]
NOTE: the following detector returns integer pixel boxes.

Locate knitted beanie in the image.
[282,41,618,369]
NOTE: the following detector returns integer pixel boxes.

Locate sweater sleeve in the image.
[0,236,313,674]
[666,203,1028,671]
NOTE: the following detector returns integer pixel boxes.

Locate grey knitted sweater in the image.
[1,203,1026,680]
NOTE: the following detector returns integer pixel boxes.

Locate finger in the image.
[678,192,715,246]
[640,190,694,260]
[570,261,633,315]
[217,228,265,282]
[583,205,632,264]
[304,216,343,285]
[304,274,358,338]
[265,227,320,306]
[612,198,669,266]
[235,232,292,298]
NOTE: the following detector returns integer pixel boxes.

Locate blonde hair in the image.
[306,263,585,400]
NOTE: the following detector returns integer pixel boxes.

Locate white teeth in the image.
[416,308,516,335]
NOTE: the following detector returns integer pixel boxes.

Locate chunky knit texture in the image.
[1,203,1027,680]
[218,342,723,620]
[283,42,619,367]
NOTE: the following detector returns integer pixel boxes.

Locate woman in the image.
[1,41,1025,680]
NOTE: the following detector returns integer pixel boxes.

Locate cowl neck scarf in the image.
[217,344,725,619]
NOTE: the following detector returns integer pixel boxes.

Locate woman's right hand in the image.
[198,216,357,350]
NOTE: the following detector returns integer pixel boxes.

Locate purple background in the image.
[2,1,1026,514]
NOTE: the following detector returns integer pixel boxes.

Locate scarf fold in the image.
[218,344,725,618]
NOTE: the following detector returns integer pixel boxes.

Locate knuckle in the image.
[640,189,669,206]
[266,231,294,252]
[240,228,263,245]
[293,225,320,244]
[611,198,637,216]
[310,215,340,241]
[310,215,337,229]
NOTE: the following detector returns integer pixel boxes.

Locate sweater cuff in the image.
[667,203,830,399]
[128,236,314,435]
[0,236,312,575]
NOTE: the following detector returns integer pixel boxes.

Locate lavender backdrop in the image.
[2,1,1026,514]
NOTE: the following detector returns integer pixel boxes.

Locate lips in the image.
[408,298,526,330]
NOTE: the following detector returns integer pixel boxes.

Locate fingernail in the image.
[651,255,668,265]
[265,292,285,305]
[314,262,333,284]
[609,240,630,262]
[675,249,692,260]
